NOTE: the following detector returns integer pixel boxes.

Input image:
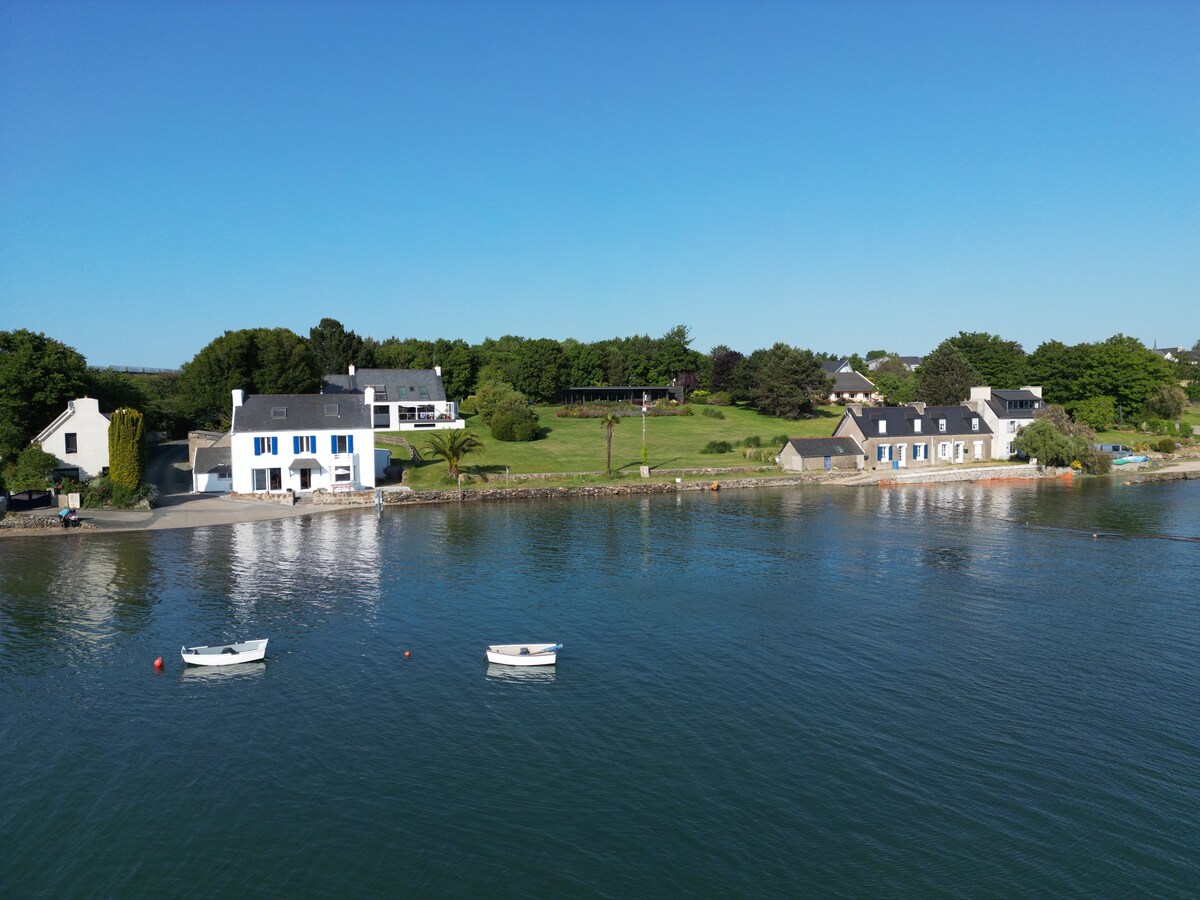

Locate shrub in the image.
[7,444,60,491]
[1078,449,1112,475]
[690,389,710,399]
[701,407,725,419]
[699,440,733,454]
[108,407,147,489]
[707,391,733,406]
[556,405,692,419]
[491,407,540,442]
[742,435,762,447]
[771,434,790,447]
[1154,438,1177,453]
[78,475,156,509]
[110,482,137,508]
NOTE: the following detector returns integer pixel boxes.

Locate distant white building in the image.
[867,355,923,372]
[821,360,880,405]
[33,397,111,481]
[323,366,464,432]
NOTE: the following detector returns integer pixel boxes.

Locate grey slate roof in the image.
[193,446,231,475]
[829,370,875,393]
[847,404,992,437]
[784,437,865,458]
[323,368,447,402]
[233,394,371,433]
[987,389,1042,420]
[820,360,874,393]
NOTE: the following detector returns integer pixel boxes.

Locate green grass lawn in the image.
[387,404,846,488]
[1094,401,1199,447]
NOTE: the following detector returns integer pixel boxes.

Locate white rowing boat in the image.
[181,639,269,666]
[485,643,561,666]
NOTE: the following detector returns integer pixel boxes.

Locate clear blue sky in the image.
[2,0,1197,368]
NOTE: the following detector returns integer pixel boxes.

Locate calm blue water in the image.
[2,479,1198,897]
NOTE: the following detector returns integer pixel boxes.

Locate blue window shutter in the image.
[272,436,278,455]
[311,435,316,453]
[254,439,261,456]
[293,436,300,453]
[331,435,337,453]
[348,434,354,453]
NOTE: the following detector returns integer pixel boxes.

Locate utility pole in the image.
[641,391,649,474]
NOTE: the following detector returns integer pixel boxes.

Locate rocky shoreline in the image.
[0,513,97,532]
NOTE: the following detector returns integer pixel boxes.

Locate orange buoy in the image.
[153,657,164,669]
[404,650,411,658]
[710,481,719,491]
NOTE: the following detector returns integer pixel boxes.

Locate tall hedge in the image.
[108,407,147,488]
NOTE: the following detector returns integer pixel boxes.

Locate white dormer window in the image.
[878,420,887,435]
[914,419,922,433]
[971,417,979,431]
[938,419,947,433]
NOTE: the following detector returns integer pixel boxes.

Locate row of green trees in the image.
[2,324,1194,462]
[866,332,1194,427]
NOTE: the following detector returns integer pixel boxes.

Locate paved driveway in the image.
[146,440,193,502]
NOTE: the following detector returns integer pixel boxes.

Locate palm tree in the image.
[424,430,484,478]
[601,413,621,476]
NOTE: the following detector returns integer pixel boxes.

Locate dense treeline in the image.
[1,324,1195,462]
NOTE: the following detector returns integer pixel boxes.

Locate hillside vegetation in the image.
[395,404,844,488]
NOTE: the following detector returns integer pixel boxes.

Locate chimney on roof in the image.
[364,386,375,406]
[1022,385,1043,398]
[846,403,862,415]
[908,401,926,415]
[232,389,245,408]
[349,364,356,377]
[434,365,442,377]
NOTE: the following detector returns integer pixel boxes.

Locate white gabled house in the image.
[229,389,378,494]
[967,386,1043,459]
[323,365,464,432]
[33,397,112,481]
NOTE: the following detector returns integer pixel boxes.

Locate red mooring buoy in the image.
[153,657,164,670]
[404,650,412,658]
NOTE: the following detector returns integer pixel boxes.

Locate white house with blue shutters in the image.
[229,388,377,494]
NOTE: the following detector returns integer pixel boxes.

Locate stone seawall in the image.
[878,465,1070,486]
[0,512,96,531]
[383,474,853,505]
[230,491,296,505]
[286,472,859,508]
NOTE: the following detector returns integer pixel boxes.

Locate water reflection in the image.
[485,663,557,683]
[228,513,384,611]
[180,661,267,683]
